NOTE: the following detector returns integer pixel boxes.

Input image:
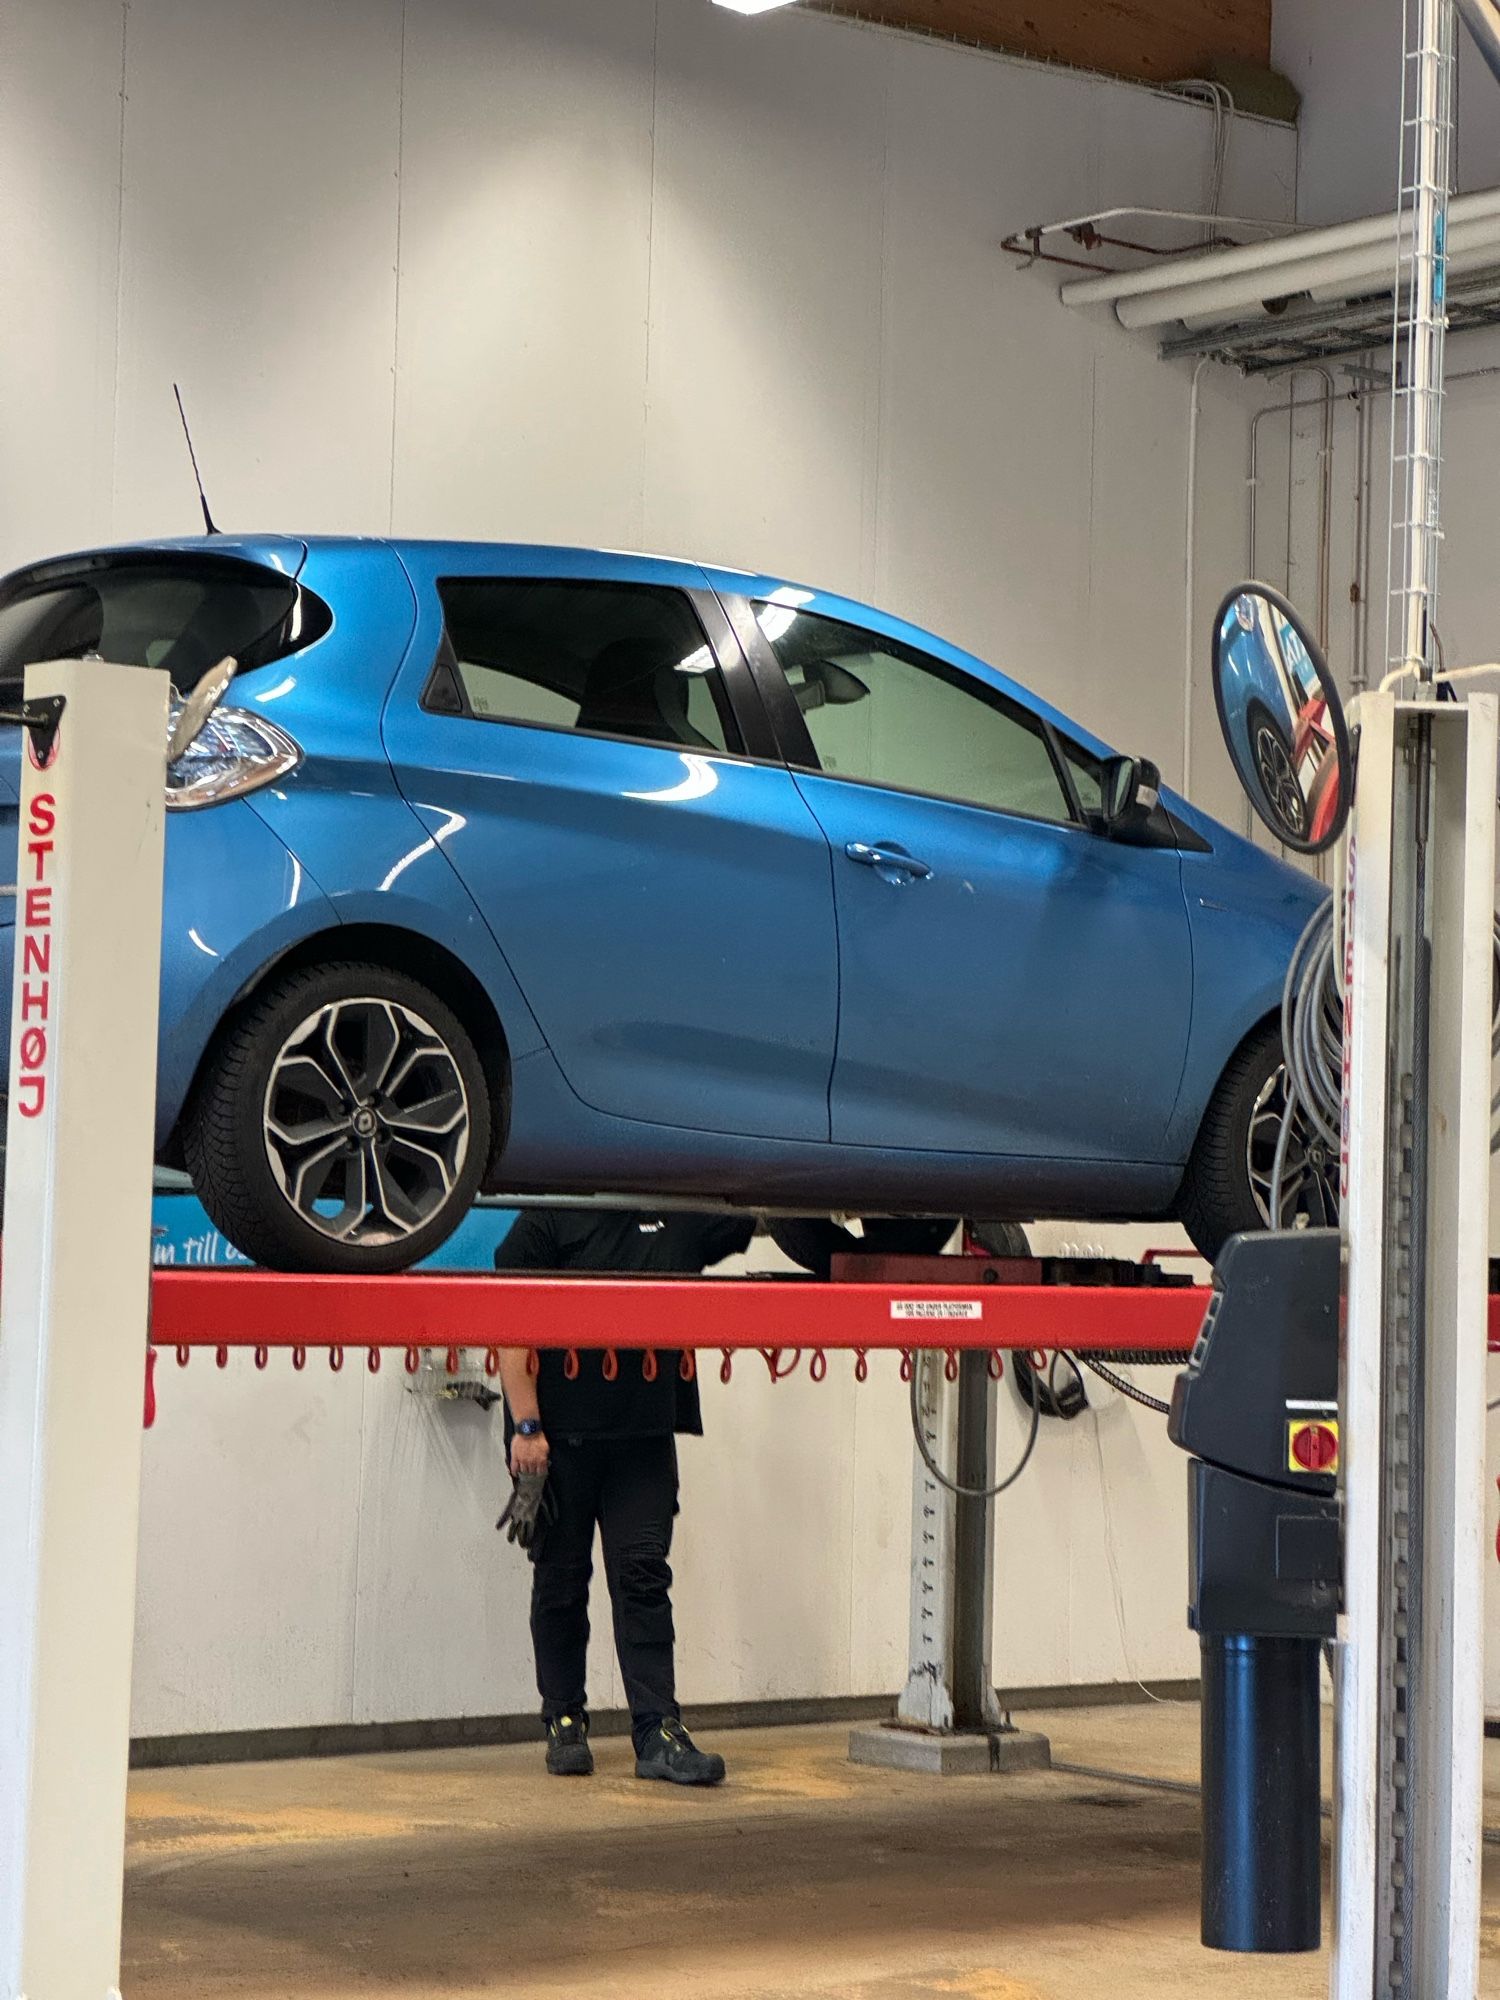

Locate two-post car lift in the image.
[3,651,1499,2000]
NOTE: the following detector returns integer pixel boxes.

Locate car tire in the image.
[183,961,492,1274]
[768,1216,959,1277]
[1246,699,1307,840]
[1178,1022,1337,1263]
[966,1220,1033,1259]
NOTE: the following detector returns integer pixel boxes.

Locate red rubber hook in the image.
[144,1345,158,1430]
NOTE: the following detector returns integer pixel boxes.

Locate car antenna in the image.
[173,383,220,536]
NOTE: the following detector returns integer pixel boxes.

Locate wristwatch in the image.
[515,1418,544,1438]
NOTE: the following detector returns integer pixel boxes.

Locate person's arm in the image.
[497,1349,548,1477]
[690,1214,757,1270]
[493,1210,561,1477]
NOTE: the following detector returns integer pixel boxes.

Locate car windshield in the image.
[0,556,326,703]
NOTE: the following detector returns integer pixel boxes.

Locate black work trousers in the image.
[530,1434,680,1752]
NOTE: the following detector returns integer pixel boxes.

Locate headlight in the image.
[165,702,301,810]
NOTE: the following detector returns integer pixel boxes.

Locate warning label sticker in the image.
[890,1300,984,1321]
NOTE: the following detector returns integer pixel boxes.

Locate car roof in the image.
[12,533,1109,759]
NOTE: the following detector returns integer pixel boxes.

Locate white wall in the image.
[0,0,1301,1736]
[1274,0,1500,225]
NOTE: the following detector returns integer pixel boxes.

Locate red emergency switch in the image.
[1287,1418,1339,1474]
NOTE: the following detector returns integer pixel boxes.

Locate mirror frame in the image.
[1210,580,1352,857]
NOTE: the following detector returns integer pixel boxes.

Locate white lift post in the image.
[0,660,167,2000]
[898,1352,1004,1735]
[853,1348,1049,1774]
[1335,689,1498,2000]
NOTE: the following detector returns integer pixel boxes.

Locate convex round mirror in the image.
[1211,583,1351,855]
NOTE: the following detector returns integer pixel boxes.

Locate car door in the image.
[382,549,838,1142]
[734,593,1194,1161]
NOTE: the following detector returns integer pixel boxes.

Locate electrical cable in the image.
[907,1359,1041,1500]
[1275,894,1500,1224]
[1073,1353,1172,1417]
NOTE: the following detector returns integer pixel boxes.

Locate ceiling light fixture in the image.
[711,0,797,14]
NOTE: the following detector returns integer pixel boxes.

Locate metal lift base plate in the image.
[847,1724,1052,1776]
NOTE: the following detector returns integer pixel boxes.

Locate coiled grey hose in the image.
[1272,895,1500,1223]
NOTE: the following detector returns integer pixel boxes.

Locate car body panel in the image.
[1168,797,1328,1153]
[790,768,1195,1160]
[497,1041,1182,1216]
[380,544,840,1143]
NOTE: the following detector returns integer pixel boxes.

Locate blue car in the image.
[0,538,1327,1272]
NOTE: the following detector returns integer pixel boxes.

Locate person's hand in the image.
[510,1430,549,1478]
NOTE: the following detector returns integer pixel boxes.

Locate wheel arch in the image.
[1179,1007,1283,1174]
[168,922,512,1180]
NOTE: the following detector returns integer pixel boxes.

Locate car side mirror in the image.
[1098,754,1160,832]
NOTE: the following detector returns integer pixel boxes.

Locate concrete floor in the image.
[122,1703,1500,2000]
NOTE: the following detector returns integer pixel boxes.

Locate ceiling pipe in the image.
[1059,184,1500,310]
[1457,0,1500,89]
[1115,212,1500,331]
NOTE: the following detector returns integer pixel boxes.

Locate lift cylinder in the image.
[1200,1632,1322,1952]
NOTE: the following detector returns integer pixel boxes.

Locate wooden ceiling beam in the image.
[807,1,1274,87]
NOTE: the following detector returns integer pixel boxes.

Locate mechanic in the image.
[493,1206,755,1786]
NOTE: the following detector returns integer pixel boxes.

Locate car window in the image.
[1059,740,1103,816]
[755,604,1071,823]
[0,556,329,701]
[434,579,742,756]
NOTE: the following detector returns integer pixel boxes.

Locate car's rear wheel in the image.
[184,962,491,1273]
[769,1216,959,1278]
[1178,1022,1338,1262]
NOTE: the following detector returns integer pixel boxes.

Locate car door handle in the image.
[844,841,933,881]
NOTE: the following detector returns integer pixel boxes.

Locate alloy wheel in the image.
[1246,1064,1337,1230]
[262,997,471,1247]
[1253,725,1307,837]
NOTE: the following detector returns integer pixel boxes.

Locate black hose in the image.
[907,1360,1041,1499]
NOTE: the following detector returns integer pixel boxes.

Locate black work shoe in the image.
[545,1713,594,1777]
[635,1718,726,1787]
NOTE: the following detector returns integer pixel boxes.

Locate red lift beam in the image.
[147,1269,1500,1356]
[150,1269,1204,1354]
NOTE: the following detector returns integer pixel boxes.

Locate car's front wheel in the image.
[1246,699,1306,840]
[184,962,491,1273]
[1178,1022,1337,1262]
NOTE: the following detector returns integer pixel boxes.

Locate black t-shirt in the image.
[493,1208,755,1439]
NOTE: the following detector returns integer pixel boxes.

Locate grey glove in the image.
[497,1470,554,1550]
